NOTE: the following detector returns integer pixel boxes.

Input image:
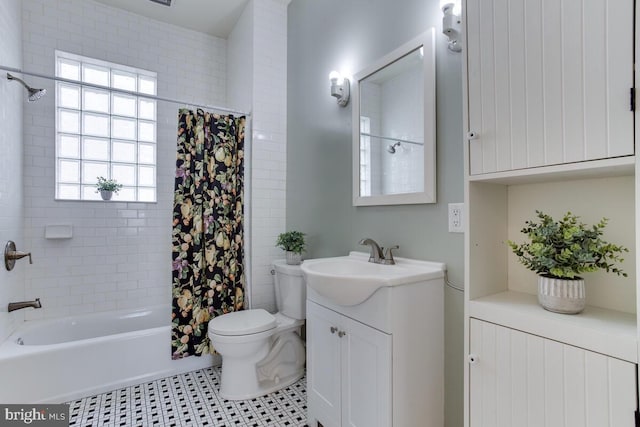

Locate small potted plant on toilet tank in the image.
[95,176,123,201]
[276,231,306,265]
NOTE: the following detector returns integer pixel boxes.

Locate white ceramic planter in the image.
[537,275,586,314]
[286,251,302,265]
[100,190,113,201]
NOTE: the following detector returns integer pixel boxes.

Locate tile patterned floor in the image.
[67,367,307,427]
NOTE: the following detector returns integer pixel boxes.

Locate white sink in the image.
[301,251,445,306]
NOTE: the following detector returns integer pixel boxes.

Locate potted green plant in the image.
[276,231,306,265]
[95,176,123,201]
[508,210,627,314]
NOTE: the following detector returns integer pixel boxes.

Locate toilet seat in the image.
[208,309,276,336]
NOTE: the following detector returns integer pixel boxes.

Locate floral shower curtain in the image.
[171,108,246,359]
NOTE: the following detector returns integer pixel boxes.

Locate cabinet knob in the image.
[467,131,479,140]
[330,326,338,334]
[338,331,346,338]
[467,354,478,364]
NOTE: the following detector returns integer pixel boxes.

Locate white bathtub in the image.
[0,305,218,403]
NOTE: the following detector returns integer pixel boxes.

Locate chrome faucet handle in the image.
[4,241,32,271]
[10,251,32,264]
[382,245,399,265]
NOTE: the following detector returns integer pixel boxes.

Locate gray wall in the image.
[287,1,464,426]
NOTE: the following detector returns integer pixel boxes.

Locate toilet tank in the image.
[273,260,306,320]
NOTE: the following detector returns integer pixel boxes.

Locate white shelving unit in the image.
[462,0,638,425]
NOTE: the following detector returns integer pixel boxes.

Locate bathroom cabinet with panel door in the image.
[465,0,634,176]
[468,319,637,427]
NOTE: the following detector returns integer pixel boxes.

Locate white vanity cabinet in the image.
[307,301,392,427]
[305,272,444,427]
[469,319,637,427]
[466,0,635,176]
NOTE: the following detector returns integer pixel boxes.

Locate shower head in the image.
[27,87,47,102]
[387,141,401,154]
[7,73,47,102]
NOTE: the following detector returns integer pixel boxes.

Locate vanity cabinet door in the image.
[307,302,343,427]
[307,301,392,427]
[341,313,392,427]
[469,319,637,427]
[466,0,634,175]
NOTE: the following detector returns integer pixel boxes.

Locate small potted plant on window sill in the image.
[276,231,306,265]
[95,176,123,201]
[508,210,628,314]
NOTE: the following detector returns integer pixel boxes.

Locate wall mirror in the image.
[352,29,436,206]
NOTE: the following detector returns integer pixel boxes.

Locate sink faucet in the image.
[358,238,399,265]
[359,238,384,263]
[8,298,41,313]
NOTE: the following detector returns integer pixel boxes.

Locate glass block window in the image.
[55,51,157,202]
[359,116,372,197]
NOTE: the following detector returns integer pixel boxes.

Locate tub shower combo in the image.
[0,69,272,404]
[3,239,213,403]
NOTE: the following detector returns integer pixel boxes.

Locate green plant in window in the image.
[95,176,123,194]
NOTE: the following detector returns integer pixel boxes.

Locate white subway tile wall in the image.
[0,0,25,341]
[20,0,288,320]
[248,0,288,312]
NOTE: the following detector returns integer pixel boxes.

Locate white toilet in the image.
[208,260,306,400]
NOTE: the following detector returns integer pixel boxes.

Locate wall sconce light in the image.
[440,0,462,52]
[329,71,350,107]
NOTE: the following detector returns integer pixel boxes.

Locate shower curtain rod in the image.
[0,64,251,117]
[360,132,424,146]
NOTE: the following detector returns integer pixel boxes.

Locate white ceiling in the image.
[93,0,250,38]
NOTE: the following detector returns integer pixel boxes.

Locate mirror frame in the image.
[352,29,436,206]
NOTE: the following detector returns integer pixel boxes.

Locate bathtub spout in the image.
[8,298,41,312]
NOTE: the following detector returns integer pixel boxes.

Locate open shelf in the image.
[468,291,637,363]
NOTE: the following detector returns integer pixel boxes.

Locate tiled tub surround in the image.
[20,0,288,321]
[0,305,216,403]
[21,0,227,321]
[68,367,307,427]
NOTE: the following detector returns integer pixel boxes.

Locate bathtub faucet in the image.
[8,298,41,312]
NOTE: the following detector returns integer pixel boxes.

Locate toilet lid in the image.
[208,309,277,336]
